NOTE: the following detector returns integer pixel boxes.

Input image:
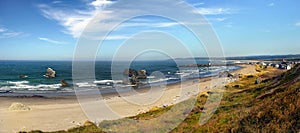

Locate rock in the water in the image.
[123,68,138,77]
[8,102,31,111]
[45,68,56,78]
[60,80,69,87]
[19,74,28,78]
[137,70,147,79]
[123,68,147,85]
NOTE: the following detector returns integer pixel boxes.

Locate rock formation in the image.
[8,102,31,111]
[45,68,56,78]
[60,80,69,87]
[137,70,147,79]
[123,68,147,85]
[219,71,233,78]
[19,74,28,78]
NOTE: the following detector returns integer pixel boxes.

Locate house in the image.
[286,65,292,70]
[261,62,267,66]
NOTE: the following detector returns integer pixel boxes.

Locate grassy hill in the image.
[24,64,300,133]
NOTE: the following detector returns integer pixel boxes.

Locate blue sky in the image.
[0,0,299,60]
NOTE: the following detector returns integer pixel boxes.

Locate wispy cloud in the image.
[0,26,25,38]
[209,17,227,22]
[52,1,62,4]
[39,37,68,44]
[268,3,274,7]
[38,4,93,38]
[90,0,114,9]
[39,0,227,40]
[296,21,300,26]
[105,35,130,40]
[38,0,183,38]
[196,8,232,15]
[0,28,6,32]
[38,0,116,38]
[192,2,205,7]
[121,21,179,28]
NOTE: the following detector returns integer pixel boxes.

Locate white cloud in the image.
[0,28,6,32]
[52,1,62,4]
[38,0,116,38]
[268,3,274,7]
[0,26,25,38]
[196,8,232,15]
[39,37,68,44]
[121,22,179,28]
[39,0,226,40]
[296,21,300,26]
[192,2,205,7]
[209,17,227,22]
[90,0,114,9]
[105,35,130,40]
[38,1,182,38]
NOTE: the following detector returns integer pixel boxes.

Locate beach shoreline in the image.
[0,64,258,132]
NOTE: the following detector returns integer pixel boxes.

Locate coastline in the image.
[0,64,257,132]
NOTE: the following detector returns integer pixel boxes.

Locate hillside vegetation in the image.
[24,64,300,133]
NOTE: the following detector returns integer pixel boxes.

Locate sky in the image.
[0,0,300,60]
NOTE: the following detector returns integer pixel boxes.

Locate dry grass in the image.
[23,64,300,133]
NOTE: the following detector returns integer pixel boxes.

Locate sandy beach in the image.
[0,65,257,132]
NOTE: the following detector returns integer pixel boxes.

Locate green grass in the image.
[21,121,104,133]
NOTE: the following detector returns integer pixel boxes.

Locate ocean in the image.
[0,60,240,97]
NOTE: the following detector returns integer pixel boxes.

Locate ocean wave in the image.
[76,82,97,88]
[147,76,156,79]
[148,78,169,84]
[0,65,239,94]
[93,80,123,85]
[7,81,29,85]
[1,80,63,91]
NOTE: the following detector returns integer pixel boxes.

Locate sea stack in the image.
[60,80,69,87]
[45,68,56,78]
[123,68,147,85]
[19,74,27,79]
[137,70,147,79]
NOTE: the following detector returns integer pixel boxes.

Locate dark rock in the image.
[123,68,138,77]
[60,80,69,87]
[137,70,147,79]
[219,71,233,78]
[233,84,240,88]
[19,74,27,78]
[123,68,147,85]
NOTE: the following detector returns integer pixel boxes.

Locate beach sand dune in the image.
[0,65,256,132]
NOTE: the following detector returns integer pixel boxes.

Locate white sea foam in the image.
[93,80,123,84]
[7,81,29,85]
[0,86,11,91]
[3,80,63,91]
[147,76,155,79]
[76,82,97,87]
[148,78,169,84]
